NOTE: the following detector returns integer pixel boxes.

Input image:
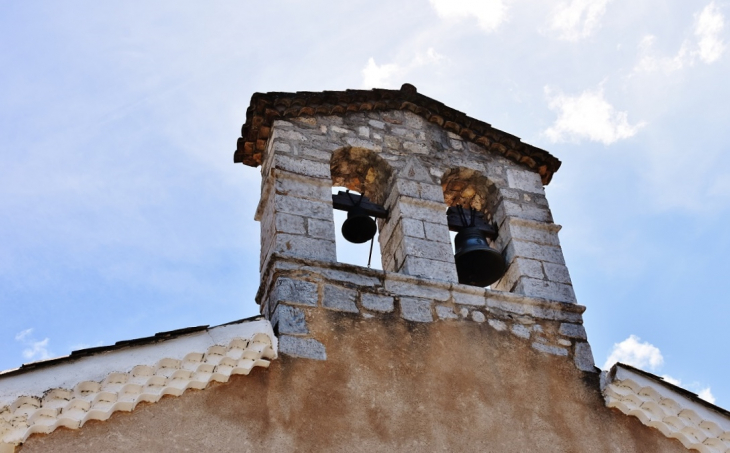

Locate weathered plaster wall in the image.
[18,263,688,452]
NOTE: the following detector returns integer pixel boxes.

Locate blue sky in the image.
[1,0,728,406]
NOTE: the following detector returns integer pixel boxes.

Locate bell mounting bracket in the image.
[446,206,498,240]
[332,191,388,218]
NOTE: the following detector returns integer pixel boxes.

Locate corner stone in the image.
[574,342,596,372]
[279,336,327,360]
[559,323,587,340]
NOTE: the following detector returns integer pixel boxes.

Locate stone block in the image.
[496,200,552,224]
[436,305,458,319]
[272,278,318,306]
[404,111,426,129]
[369,119,385,129]
[492,258,544,292]
[273,155,331,179]
[274,195,333,221]
[400,256,459,283]
[503,221,562,247]
[400,297,433,322]
[391,127,417,140]
[361,293,394,313]
[323,285,359,313]
[384,135,401,150]
[272,120,294,128]
[488,319,507,331]
[330,125,350,134]
[511,324,531,339]
[504,240,565,265]
[345,137,382,152]
[402,218,425,239]
[358,126,370,137]
[403,141,429,154]
[452,290,486,307]
[515,278,577,304]
[423,221,452,244]
[307,218,336,240]
[275,305,309,335]
[384,278,451,301]
[275,213,306,235]
[532,342,568,356]
[403,237,454,261]
[273,234,337,262]
[274,172,331,201]
[559,323,587,340]
[574,342,596,372]
[544,263,572,284]
[506,169,545,194]
[279,336,327,360]
[471,311,486,323]
[301,146,332,161]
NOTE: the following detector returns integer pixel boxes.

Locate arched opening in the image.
[330,147,394,269]
[441,167,503,287]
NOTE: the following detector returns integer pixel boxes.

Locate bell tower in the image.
[238,84,592,370]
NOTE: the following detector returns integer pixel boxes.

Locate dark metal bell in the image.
[454,227,506,287]
[341,206,377,244]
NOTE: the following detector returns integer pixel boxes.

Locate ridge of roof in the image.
[234,83,562,184]
[0,315,264,379]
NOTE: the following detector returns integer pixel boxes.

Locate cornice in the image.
[235,84,562,184]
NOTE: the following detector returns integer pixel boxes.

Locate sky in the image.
[1,0,728,407]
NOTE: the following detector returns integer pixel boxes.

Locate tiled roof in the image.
[0,318,276,451]
[604,363,730,452]
[234,84,562,184]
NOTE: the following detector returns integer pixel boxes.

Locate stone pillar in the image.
[490,168,576,303]
[378,157,458,283]
[254,121,337,274]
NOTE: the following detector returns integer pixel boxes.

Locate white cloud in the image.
[544,85,645,145]
[662,375,716,404]
[634,2,725,73]
[695,2,725,63]
[429,0,508,32]
[15,328,53,362]
[548,0,612,41]
[603,335,664,371]
[361,48,445,88]
[698,387,717,404]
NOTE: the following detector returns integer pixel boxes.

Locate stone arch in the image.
[441,167,498,222]
[330,147,394,205]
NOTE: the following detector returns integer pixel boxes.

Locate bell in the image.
[341,206,377,244]
[454,227,506,287]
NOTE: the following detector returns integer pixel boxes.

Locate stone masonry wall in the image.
[254,110,577,304]
[257,255,594,373]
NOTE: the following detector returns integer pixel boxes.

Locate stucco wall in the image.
[19,309,687,452]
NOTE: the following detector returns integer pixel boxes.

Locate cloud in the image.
[662,375,716,404]
[634,2,725,73]
[606,336,717,404]
[544,85,645,144]
[603,335,664,371]
[696,2,726,63]
[429,0,508,32]
[548,0,612,41]
[361,48,445,88]
[15,328,53,361]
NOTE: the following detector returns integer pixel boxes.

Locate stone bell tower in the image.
[237,83,590,367]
